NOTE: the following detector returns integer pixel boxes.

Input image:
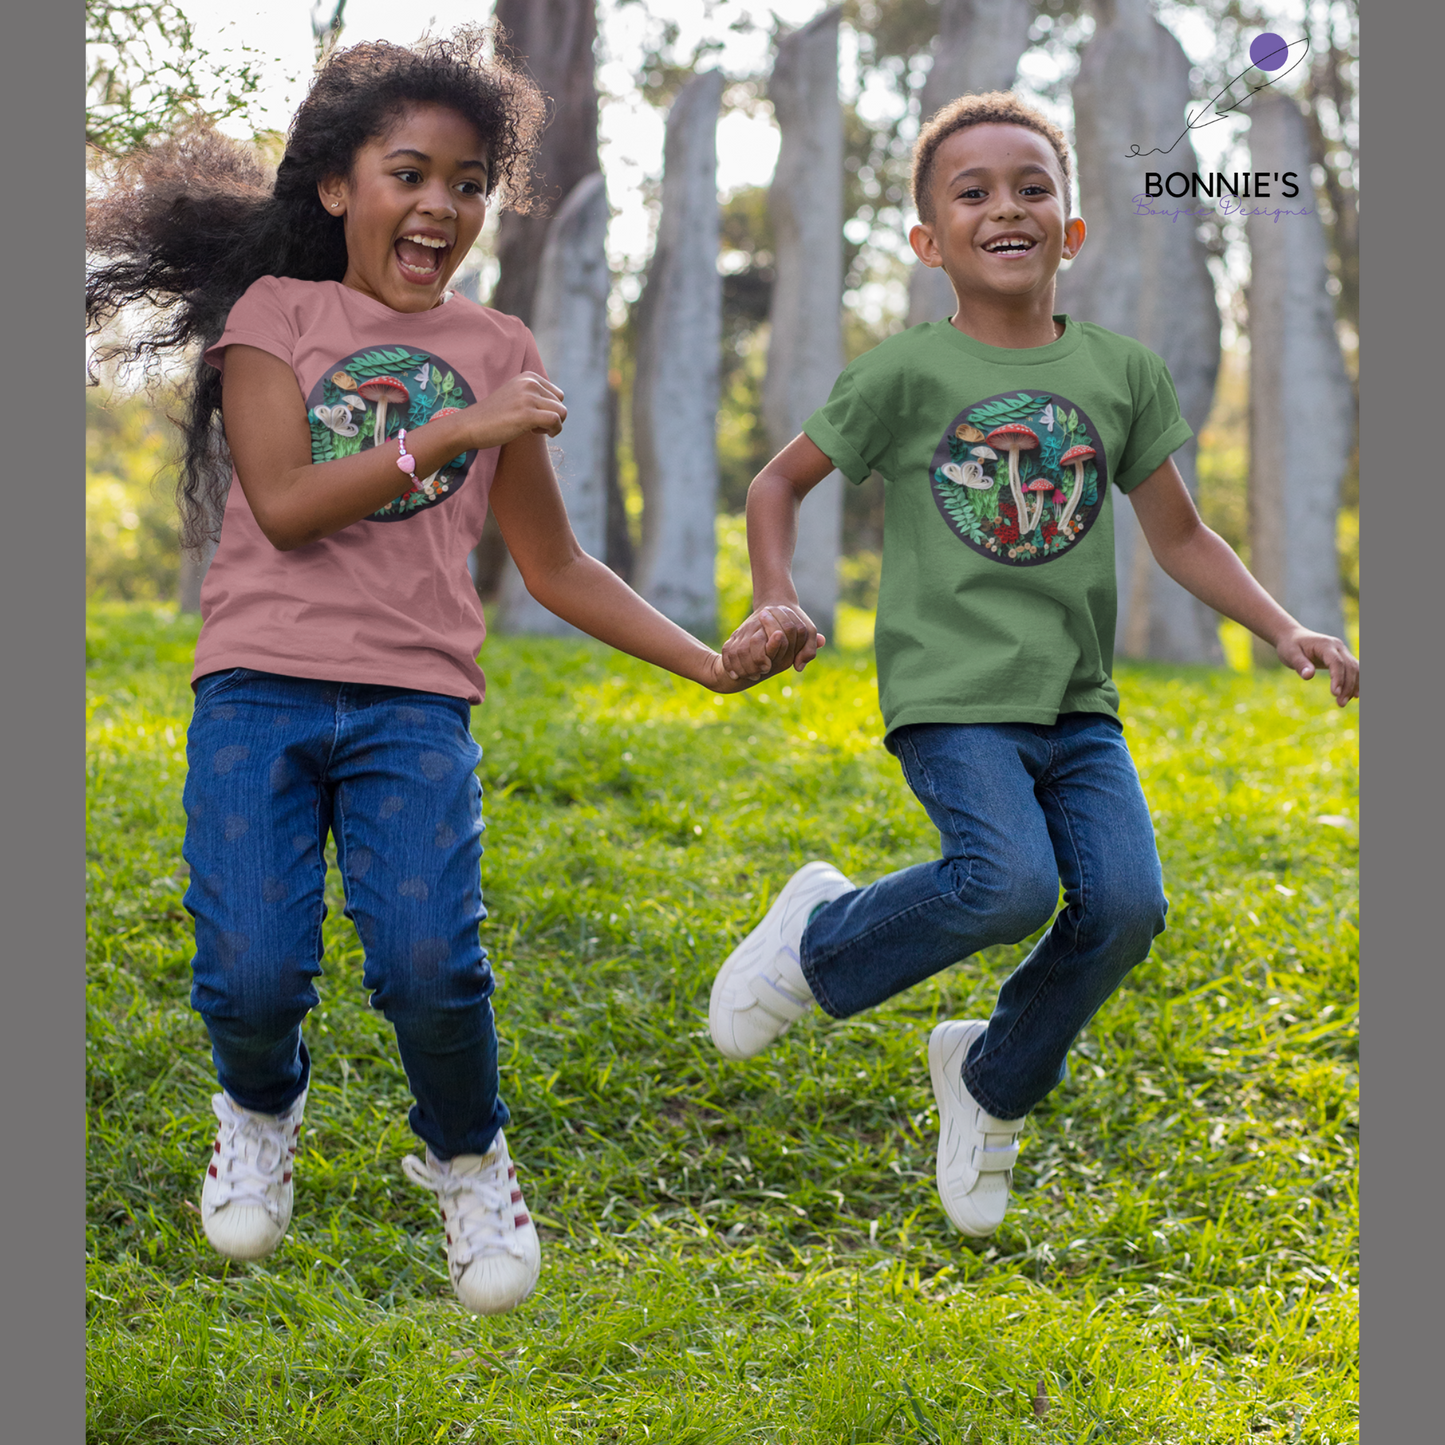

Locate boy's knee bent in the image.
[1085,878,1168,960]
[945,856,1059,943]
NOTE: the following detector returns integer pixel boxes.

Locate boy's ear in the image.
[1062,215,1087,261]
[909,222,945,270]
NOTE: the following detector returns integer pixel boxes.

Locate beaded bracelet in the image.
[395,429,416,476]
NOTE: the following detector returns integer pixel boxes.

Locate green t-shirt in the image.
[804,315,1192,739]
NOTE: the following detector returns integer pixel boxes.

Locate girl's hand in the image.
[696,647,776,694]
[721,604,825,680]
[464,372,567,450]
[1276,626,1359,707]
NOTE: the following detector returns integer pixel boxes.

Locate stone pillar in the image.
[1247,92,1351,652]
[1057,0,1222,662]
[491,0,600,329]
[178,537,217,614]
[632,71,724,636]
[499,172,611,636]
[763,7,845,640]
[906,0,1034,329]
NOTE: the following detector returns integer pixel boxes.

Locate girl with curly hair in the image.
[87,28,778,1316]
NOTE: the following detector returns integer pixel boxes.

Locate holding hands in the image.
[720,603,825,683]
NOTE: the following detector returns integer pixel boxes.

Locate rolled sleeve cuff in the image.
[1114,418,1194,494]
[803,413,872,486]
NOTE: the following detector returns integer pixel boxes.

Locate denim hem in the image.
[798,939,848,1020]
[958,1061,1031,1122]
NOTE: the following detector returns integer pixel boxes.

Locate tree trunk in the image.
[178,537,217,614]
[1057,0,1222,663]
[475,0,601,605]
[491,0,599,329]
[905,0,1034,329]
[1247,92,1351,656]
[763,8,845,641]
[632,71,725,636]
[498,173,612,636]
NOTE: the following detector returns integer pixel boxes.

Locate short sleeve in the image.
[518,326,549,382]
[202,276,298,375]
[1112,351,1194,493]
[802,369,894,486]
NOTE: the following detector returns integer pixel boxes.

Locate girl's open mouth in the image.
[395,234,450,282]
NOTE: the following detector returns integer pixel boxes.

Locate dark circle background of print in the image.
[928,390,1108,567]
[303,346,478,523]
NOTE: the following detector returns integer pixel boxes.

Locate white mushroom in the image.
[311,403,360,437]
[941,461,991,489]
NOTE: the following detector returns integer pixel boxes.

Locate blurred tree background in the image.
[85,0,1358,638]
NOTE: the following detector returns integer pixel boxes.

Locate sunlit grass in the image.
[86,602,1357,1443]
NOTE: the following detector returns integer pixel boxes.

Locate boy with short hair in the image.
[710,93,1358,1237]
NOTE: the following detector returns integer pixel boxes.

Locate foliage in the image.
[87,603,1357,1442]
[85,1,265,156]
[86,388,181,603]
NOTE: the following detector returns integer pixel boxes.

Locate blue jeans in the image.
[800,715,1167,1120]
[182,668,507,1159]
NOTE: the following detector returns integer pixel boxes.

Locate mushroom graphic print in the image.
[304,346,478,521]
[928,391,1108,565]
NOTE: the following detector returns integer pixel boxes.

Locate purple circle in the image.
[1250,32,1288,70]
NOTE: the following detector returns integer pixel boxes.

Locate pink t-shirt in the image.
[195,275,544,703]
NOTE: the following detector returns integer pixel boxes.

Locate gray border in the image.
[1361,1,1434,1437]
[4,1,85,1435]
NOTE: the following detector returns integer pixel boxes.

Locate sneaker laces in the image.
[403,1151,527,1264]
[209,1093,295,1222]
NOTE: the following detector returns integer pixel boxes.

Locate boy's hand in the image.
[721,605,825,681]
[1276,626,1359,707]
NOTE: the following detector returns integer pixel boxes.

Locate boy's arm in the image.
[719,434,837,678]
[489,431,766,692]
[1128,457,1359,706]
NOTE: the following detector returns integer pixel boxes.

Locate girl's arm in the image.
[1129,456,1359,706]
[487,431,764,692]
[221,344,566,551]
[717,433,837,678]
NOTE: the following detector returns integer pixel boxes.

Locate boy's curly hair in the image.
[86,26,545,551]
[912,92,1073,223]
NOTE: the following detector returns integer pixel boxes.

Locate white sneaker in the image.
[929,1020,1026,1238]
[200,1089,306,1261]
[709,861,855,1060]
[403,1131,541,1316]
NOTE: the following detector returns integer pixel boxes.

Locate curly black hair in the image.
[86,26,545,551]
[912,92,1073,224]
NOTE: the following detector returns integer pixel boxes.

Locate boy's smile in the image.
[318,104,490,313]
[910,123,1086,345]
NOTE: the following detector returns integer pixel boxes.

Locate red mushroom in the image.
[357,376,410,449]
[984,424,1040,532]
[1058,443,1097,533]
[1024,477,1055,534]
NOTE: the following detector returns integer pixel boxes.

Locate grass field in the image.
[86,603,1358,1444]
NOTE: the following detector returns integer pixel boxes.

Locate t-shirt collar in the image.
[935,314,1083,365]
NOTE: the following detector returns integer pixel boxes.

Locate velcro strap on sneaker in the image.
[970,1141,1020,1173]
[747,968,813,1023]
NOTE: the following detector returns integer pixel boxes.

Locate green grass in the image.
[86,602,1358,1444]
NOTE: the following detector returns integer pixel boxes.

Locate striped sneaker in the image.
[403,1131,541,1316]
[200,1089,306,1261]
